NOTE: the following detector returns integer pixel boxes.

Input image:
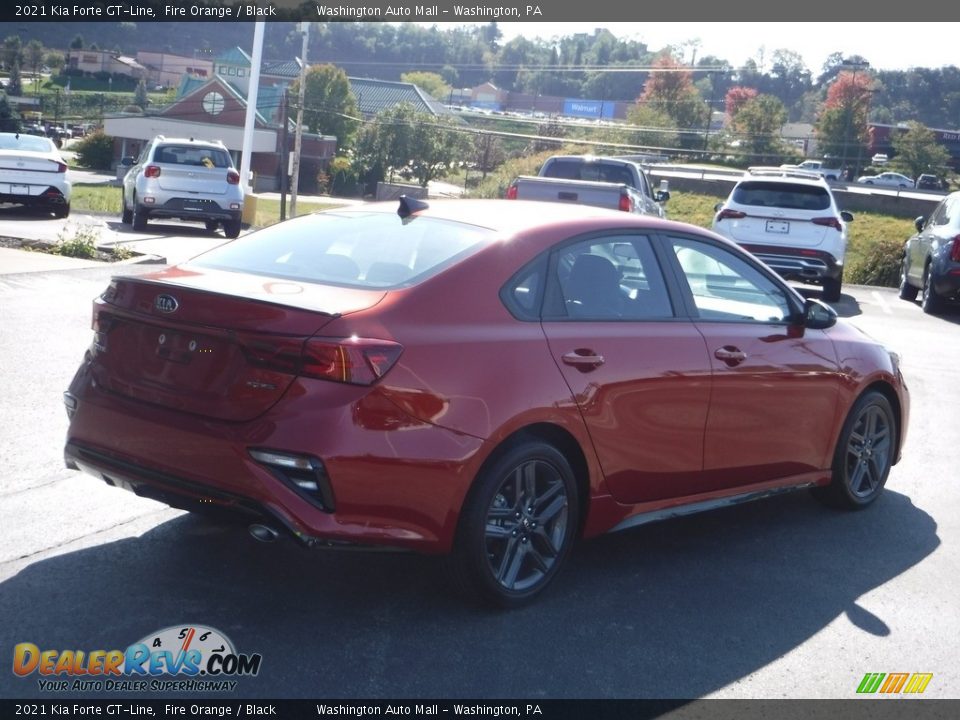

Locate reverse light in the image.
[227,169,240,185]
[505,184,518,200]
[813,216,843,231]
[144,165,161,178]
[716,209,747,221]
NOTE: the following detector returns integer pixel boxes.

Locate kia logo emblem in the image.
[154,294,179,313]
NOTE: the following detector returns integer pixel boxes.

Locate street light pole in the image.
[289,22,309,218]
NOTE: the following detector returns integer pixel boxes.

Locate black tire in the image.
[898,257,919,301]
[121,202,133,225]
[53,202,70,219]
[446,441,579,608]
[132,199,148,231]
[205,220,219,233]
[812,391,896,510]
[822,273,842,303]
[223,217,242,239]
[921,264,944,315]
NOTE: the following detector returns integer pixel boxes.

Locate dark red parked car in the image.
[64,199,909,606]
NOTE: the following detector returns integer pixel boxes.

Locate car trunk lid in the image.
[88,269,387,421]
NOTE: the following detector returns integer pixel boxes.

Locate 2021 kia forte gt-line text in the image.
[64,198,909,607]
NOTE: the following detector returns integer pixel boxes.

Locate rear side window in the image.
[732,182,831,211]
[191,211,494,288]
[153,145,232,168]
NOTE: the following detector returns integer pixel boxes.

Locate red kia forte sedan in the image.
[64,198,909,607]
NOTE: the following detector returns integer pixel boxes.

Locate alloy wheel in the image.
[843,403,893,499]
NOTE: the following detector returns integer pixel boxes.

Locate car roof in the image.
[153,137,226,147]
[735,174,829,189]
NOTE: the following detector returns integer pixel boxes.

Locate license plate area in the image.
[765,220,790,234]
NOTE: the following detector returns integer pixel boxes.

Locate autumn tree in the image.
[638,53,709,149]
[290,64,360,146]
[724,86,758,121]
[891,122,951,179]
[815,70,873,173]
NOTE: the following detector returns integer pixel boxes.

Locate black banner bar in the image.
[0,1,958,23]
[1,700,959,720]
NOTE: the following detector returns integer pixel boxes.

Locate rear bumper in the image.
[63,362,484,553]
[145,198,241,223]
[0,185,70,207]
[738,243,843,282]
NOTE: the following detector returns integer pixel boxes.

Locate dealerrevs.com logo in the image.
[13,625,262,693]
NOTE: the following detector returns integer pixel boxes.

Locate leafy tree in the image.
[355,103,469,187]
[731,94,790,164]
[25,40,44,92]
[7,62,22,96]
[474,133,505,180]
[638,53,709,149]
[891,121,951,179]
[816,70,873,172]
[70,35,84,50]
[133,78,148,109]
[625,103,677,151]
[73,130,114,170]
[44,51,65,72]
[0,94,21,132]
[400,71,451,101]
[2,36,23,71]
[289,64,359,146]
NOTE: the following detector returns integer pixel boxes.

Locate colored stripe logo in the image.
[857,672,933,694]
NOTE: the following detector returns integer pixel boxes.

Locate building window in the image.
[237,68,245,78]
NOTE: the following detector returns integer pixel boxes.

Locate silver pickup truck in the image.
[506,155,670,217]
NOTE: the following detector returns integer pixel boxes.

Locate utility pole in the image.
[279,89,289,221]
[290,22,309,217]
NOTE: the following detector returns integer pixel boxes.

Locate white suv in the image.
[121,136,244,238]
[711,168,853,302]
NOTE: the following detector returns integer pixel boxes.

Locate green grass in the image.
[69,184,341,228]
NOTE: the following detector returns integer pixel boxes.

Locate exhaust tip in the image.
[248,523,280,543]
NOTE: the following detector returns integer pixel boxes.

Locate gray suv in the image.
[121,136,244,238]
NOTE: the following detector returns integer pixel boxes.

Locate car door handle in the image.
[562,350,605,371]
[714,346,747,365]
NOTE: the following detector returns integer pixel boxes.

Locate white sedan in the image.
[857,171,914,188]
[0,132,71,217]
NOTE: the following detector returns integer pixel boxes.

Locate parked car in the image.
[871,153,889,166]
[792,159,844,181]
[857,172,914,188]
[0,132,71,217]
[711,167,852,301]
[121,135,244,237]
[63,198,909,607]
[899,191,960,314]
[915,174,947,191]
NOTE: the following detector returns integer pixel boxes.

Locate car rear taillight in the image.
[243,336,403,386]
[812,216,843,231]
[950,235,960,263]
[54,161,67,173]
[144,165,161,178]
[716,209,747,221]
[505,184,518,200]
[227,169,240,185]
[618,193,631,212]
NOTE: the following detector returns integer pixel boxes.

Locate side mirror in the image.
[655,190,671,203]
[803,298,837,329]
[914,216,925,233]
[121,156,134,166]
[840,210,854,223]
[714,202,723,212]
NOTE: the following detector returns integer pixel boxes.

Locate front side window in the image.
[670,237,792,323]
[546,235,673,320]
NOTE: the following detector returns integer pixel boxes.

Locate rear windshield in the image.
[0,134,54,152]
[191,211,495,288]
[153,145,232,168]
[542,160,635,186]
[732,181,831,211]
